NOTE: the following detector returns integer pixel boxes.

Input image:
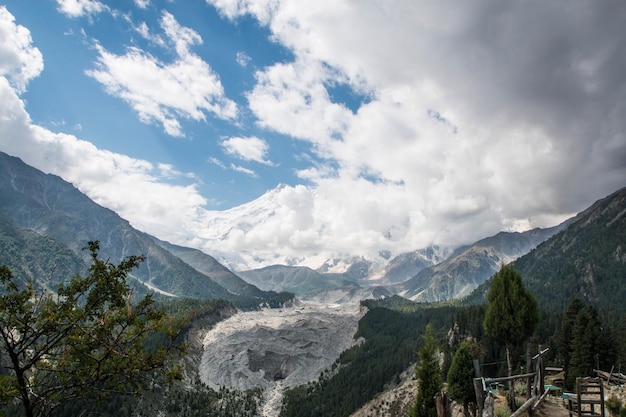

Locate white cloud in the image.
[203,0,626,256]
[230,164,256,177]
[2,2,625,272]
[248,58,352,152]
[208,156,227,169]
[134,0,150,9]
[0,7,208,243]
[221,136,273,165]
[86,11,237,137]
[0,76,208,242]
[56,0,107,18]
[236,51,251,67]
[0,6,43,93]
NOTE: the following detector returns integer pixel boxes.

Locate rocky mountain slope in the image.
[240,226,563,303]
[397,225,566,302]
[382,245,453,284]
[238,265,391,304]
[463,186,626,311]
[149,235,275,301]
[514,186,626,311]
[0,151,288,307]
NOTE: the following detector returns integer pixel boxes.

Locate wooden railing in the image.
[473,347,550,417]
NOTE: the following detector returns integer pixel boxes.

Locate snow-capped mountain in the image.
[188,184,413,275]
[185,183,558,286]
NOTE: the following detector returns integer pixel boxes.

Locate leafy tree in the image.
[483,264,538,411]
[411,323,442,417]
[447,341,477,417]
[0,242,180,417]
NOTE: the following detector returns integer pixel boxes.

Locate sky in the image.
[0,0,625,270]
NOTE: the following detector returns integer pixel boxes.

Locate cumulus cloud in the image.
[0,8,208,243]
[203,0,626,259]
[0,6,43,93]
[2,2,626,271]
[221,136,273,165]
[56,0,107,18]
[0,76,208,241]
[86,11,237,137]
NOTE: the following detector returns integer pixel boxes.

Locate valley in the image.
[1,151,625,417]
[199,301,365,417]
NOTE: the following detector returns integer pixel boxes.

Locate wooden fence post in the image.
[482,391,494,417]
[474,359,483,417]
[526,343,533,399]
[435,391,451,417]
[474,378,484,417]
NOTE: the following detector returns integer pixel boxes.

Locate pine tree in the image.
[483,264,538,411]
[448,341,477,417]
[558,298,585,371]
[412,324,442,417]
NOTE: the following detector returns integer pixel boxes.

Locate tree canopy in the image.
[0,241,180,417]
[484,264,538,348]
[483,264,538,411]
[447,341,477,417]
[411,323,442,417]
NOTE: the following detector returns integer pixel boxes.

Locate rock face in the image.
[349,379,417,417]
[199,302,364,415]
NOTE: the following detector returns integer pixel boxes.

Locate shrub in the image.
[606,395,622,417]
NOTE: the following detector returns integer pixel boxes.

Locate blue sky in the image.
[6,0,309,207]
[0,0,625,270]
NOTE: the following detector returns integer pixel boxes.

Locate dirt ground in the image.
[489,392,569,417]
[533,396,570,417]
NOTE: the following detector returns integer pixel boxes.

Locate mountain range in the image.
[0,150,623,307]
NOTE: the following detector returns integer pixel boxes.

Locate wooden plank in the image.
[509,397,535,417]
[483,372,536,384]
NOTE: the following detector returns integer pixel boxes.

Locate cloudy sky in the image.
[0,0,624,269]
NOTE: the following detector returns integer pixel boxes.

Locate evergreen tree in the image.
[558,298,585,370]
[447,341,477,417]
[411,324,442,417]
[483,264,538,411]
[568,306,600,388]
[0,242,180,417]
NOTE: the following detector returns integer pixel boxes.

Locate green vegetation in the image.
[410,324,441,417]
[280,306,454,417]
[447,341,478,417]
[0,242,180,417]
[513,188,626,314]
[557,298,617,390]
[484,264,538,410]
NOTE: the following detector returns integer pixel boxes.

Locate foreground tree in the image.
[483,264,538,411]
[0,242,180,417]
[411,323,442,417]
[448,341,478,417]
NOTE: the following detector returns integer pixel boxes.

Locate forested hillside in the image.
[515,186,626,313]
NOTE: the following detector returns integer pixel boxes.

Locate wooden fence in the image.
[473,347,551,417]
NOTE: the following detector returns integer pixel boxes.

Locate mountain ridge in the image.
[461,186,626,312]
[396,224,567,302]
[0,151,290,307]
